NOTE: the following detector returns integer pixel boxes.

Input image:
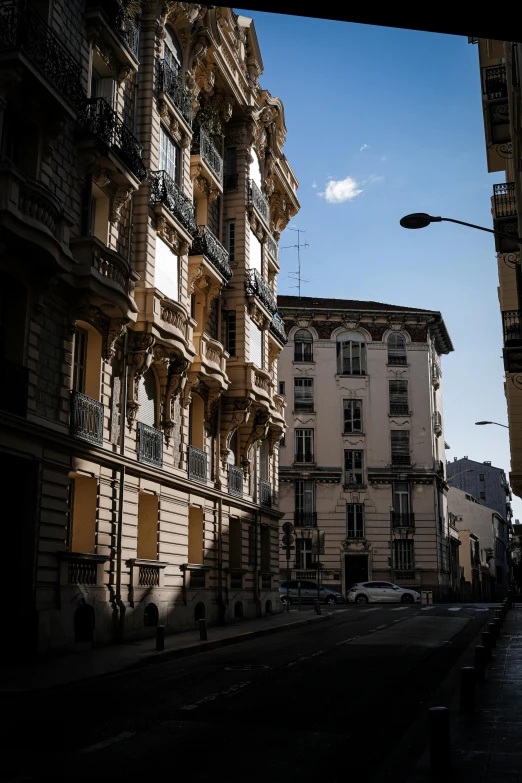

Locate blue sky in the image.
[236,10,519,519]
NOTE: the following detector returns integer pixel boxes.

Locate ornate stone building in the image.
[277,296,456,600]
[0,1,299,658]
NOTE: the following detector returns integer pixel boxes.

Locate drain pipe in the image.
[115,327,129,639]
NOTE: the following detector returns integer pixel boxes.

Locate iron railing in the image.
[503,310,522,344]
[266,233,279,264]
[228,464,243,497]
[68,559,97,585]
[294,511,317,527]
[192,128,223,183]
[136,421,163,468]
[188,445,207,483]
[149,169,198,237]
[245,269,277,314]
[138,565,160,587]
[259,479,272,507]
[482,64,508,100]
[0,0,86,110]
[189,569,206,588]
[86,0,139,59]
[156,59,192,127]
[269,313,288,345]
[391,512,415,529]
[190,225,232,280]
[247,178,270,224]
[78,97,146,181]
[493,182,517,218]
[70,391,104,446]
[394,570,416,581]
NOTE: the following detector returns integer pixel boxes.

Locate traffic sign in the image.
[282,521,294,534]
[282,534,295,546]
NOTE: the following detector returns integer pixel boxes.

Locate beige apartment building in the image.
[277,296,455,599]
[471,38,522,501]
[0,1,299,658]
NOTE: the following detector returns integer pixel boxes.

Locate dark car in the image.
[279,580,345,605]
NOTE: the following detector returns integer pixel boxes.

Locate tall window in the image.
[73,328,88,393]
[160,128,180,183]
[394,540,414,570]
[295,480,315,526]
[388,333,407,364]
[295,429,314,463]
[249,319,263,368]
[393,482,411,515]
[225,311,236,356]
[295,538,313,569]
[259,439,268,481]
[224,147,237,188]
[278,381,286,395]
[343,399,362,433]
[294,378,314,412]
[226,220,236,263]
[389,381,409,415]
[164,27,182,70]
[344,450,364,485]
[346,503,364,539]
[138,369,157,426]
[336,332,366,375]
[294,329,313,362]
[155,236,179,302]
[391,430,410,465]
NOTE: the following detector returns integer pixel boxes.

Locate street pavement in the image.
[0,603,497,782]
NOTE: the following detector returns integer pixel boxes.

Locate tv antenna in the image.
[282,228,310,298]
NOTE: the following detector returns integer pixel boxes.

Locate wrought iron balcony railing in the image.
[266,234,279,264]
[245,269,277,314]
[0,0,86,110]
[192,128,223,184]
[190,225,232,280]
[493,182,517,218]
[248,178,270,225]
[188,445,207,483]
[259,479,273,507]
[269,313,288,345]
[149,169,198,237]
[78,97,146,181]
[503,310,522,345]
[482,64,508,100]
[189,568,206,588]
[156,59,193,127]
[391,512,415,529]
[70,391,104,446]
[137,421,163,468]
[86,0,139,59]
[294,511,317,527]
[228,464,243,497]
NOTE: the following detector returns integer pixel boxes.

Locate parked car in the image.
[279,580,345,605]
[347,581,421,604]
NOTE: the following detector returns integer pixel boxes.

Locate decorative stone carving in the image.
[162,355,190,444]
[404,324,428,343]
[189,263,205,293]
[110,186,133,223]
[126,331,156,428]
[220,396,252,465]
[105,319,128,362]
[181,371,201,408]
[241,407,270,471]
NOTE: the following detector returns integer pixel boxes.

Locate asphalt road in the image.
[1,603,495,783]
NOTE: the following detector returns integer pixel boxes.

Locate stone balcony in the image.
[481,64,511,171]
[492,183,519,254]
[190,333,229,391]
[191,128,224,193]
[84,0,140,73]
[134,287,195,361]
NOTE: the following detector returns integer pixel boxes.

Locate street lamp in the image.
[446,469,474,486]
[475,420,509,429]
[400,213,522,245]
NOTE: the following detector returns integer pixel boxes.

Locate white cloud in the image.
[318,176,363,204]
[381,156,387,161]
[312,180,317,188]
[360,143,370,152]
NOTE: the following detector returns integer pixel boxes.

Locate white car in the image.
[347,581,421,604]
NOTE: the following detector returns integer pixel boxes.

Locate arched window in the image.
[336,331,366,375]
[388,333,407,365]
[138,368,157,427]
[164,27,182,71]
[294,329,313,362]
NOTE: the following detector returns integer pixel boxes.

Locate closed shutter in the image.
[294,378,314,411]
[250,319,263,368]
[155,236,179,302]
[138,369,156,426]
[389,381,409,414]
[391,430,410,463]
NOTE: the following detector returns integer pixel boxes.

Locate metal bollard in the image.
[298,582,302,612]
[314,600,321,615]
[199,618,208,641]
[156,624,165,651]
[428,707,451,772]
[482,631,492,660]
[488,622,497,647]
[474,645,486,682]
[460,667,476,713]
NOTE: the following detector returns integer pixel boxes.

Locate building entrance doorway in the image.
[344,555,368,593]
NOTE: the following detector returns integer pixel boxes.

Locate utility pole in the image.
[282,228,309,298]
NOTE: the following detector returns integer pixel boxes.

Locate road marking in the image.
[79,731,137,754]
[336,636,359,646]
[421,606,436,611]
[391,606,411,611]
[375,624,388,630]
[448,607,462,612]
[359,607,380,612]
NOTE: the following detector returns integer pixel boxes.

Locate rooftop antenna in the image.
[282,227,309,298]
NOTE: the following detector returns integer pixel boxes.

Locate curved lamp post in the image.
[446,469,474,484]
[475,420,509,429]
[400,213,522,245]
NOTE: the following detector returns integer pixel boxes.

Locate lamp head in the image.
[400,213,442,229]
[475,421,492,425]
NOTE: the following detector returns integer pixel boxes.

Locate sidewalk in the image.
[406,605,522,782]
[0,607,334,694]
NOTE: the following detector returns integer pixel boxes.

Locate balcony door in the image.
[295,480,315,526]
[393,482,410,518]
[160,128,180,184]
[138,369,157,427]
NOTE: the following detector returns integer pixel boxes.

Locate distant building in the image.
[446,457,513,524]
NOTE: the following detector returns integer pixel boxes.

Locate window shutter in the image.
[389,381,409,414]
[391,430,410,463]
[294,378,314,411]
[155,237,179,302]
[249,319,263,368]
[138,369,156,426]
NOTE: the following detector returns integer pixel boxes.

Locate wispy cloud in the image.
[361,174,385,186]
[381,156,387,162]
[318,176,363,204]
[360,143,370,152]
[312,180,317,188]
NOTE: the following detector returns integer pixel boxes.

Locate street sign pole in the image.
[286,548,290,612]
[282,521,295,613]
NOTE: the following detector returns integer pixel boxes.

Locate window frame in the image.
[389,380,409,416]
[336,338,367,375]
[73,327,88,394]
[225,220,236,263]
[343,399,363,433]
[294,377,314,412]
[394,540,414,570]
[387,333,407,365]
[391,430,411,465]
[159,127,180,184]
[225,310,236,357]
[346,503,365,539]
[344,449,364,486]
[294,428,314,464]
[294,330,313,362]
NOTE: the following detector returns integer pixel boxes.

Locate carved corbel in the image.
[116,65,132,84]
[220,397,252,467]
[203,277,221,307]
[180,132,191,149]
[267,426,283,456]
[241,408,271,472]
[189,263,205,293]
[110,186,133,224]
[126,332,156,429]
[162,355,189,445]
[93,167,112,189]
[104,319,128,362]
[181,371,201,408]
[206,387,222,420]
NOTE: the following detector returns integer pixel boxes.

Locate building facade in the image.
[471,38,522,502]
[446,456,513,524]
[448,487,509,598]
[277,296,455,600]
[0,1,299,658]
